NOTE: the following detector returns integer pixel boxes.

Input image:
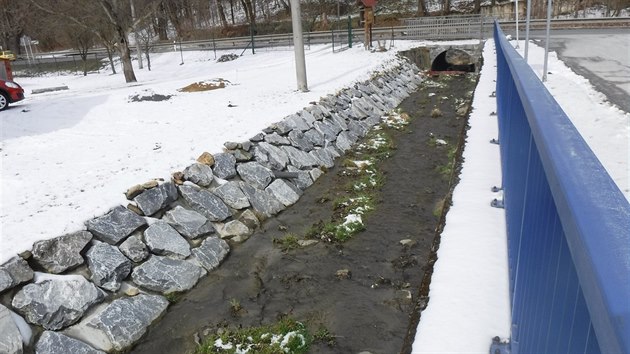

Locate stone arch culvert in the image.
[0,44,483,354]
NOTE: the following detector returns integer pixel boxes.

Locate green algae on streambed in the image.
[130,73,479,354]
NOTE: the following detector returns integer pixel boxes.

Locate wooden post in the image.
[364,6,374,50]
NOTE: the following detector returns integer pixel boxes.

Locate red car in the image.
[0,78,25,111]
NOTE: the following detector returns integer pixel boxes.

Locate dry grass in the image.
[179,79,229,92]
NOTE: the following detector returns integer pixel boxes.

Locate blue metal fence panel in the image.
[494,22,630,354]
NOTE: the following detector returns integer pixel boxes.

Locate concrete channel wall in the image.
[0,55,429,354]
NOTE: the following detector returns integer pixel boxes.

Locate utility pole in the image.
[542,0,552,82]
[515,0,520,48]
[290,0,308,92]
[524,0,532,61]
[130,0,143,69]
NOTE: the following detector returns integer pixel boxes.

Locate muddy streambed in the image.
[131,73,479,354]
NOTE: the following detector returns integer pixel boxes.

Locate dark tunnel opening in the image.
[431,50,476,72]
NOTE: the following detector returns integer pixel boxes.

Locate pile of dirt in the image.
[179,79,231,93]
[129,91,173,102]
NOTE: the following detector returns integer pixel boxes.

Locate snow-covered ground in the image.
[0,44,404,263]
[1,31,627,350]
[519,38,630,200]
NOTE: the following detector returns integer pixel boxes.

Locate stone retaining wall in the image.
[0,56,423,354]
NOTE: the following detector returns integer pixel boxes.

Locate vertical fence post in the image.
[212,34,217,60]
[542,0,552,81]
[331,30,336,53]
[515,0,520,47]
[348,15,353,48]
[250,22,256,55]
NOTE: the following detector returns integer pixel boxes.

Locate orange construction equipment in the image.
[0,51,16,81]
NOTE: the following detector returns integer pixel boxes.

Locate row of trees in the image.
[2,0,628,83]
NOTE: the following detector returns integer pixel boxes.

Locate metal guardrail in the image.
[494,21,630,354]
[404,14,487,40]
[13,16,629,65]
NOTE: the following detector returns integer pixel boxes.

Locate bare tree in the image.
[216,0,230,28]
[443,0,451,15]
[63,24,96,76]
[417,0,428,16]
[0,0,33,54]
[137,20,156,71]
[29,0,160,83]
[474,0,481,13]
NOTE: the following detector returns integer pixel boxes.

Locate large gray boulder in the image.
[163,206,214,239]
[12,277,105,330]
[131,256,202,294]
[239,182,285,219]
[0,257,33,293]
[191,237,230,271]
[183,163,214,187]
[35,331,105,354]
[286,165,314,190]
[255,142,290,170]
[236,162,274,189]
[214,220,252,241]
[212,182,250,210]
[118,234,149,263]
[310,148,335,169]
[86,294,169,351]
[0,304,22,354]
[86,242,132,292]
[265,179,302,207]
[335,131,354,153]
[330,112,349,130]
[347,120,369,138]
[300,109,318,124]
[445,48,472,65]
[212,153,237,179]
[143,221,191,259]
[179,185,231,222]
[303,129,325,147]
[264,132,290,145]
[282,146,319,169]
[0,270,11,293]
[31,231,92,274]
[86,206,147,245]
[313,120,338,142]
[288,130,315,152]
[133,182,178,216]
[284,114,311,132]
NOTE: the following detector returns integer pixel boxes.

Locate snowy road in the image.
[530,29,630,113]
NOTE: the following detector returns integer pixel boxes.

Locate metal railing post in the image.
[348,16,353,48]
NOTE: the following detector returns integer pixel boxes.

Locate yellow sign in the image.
[0,51,16,60]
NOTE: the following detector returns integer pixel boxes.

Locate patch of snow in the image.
[214,338,233,350]
[279,331,306,352]
[342,214,362,227]
[435,139,448,146]
[33,272,87,283]
[9,310,32,345]
[515,38,629,201]
[352,160,372,168]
